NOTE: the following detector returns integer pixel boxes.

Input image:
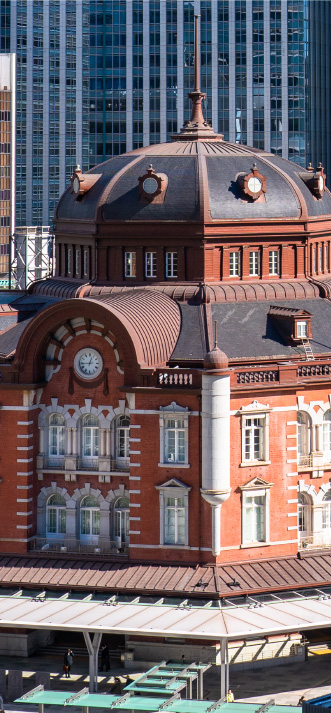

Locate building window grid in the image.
[166,251,178,278]
[297,320,308,338]
[244,417,264,462]
[229,251,241,277]
[249,250,260,276]
[125,251,136,278]
[164,496,185,545]
[46,494,66,535]
[165,418,186,463]
[269,250,280,276]
[145,251,157,278]
[244,494,265,543]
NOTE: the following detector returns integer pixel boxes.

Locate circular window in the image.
[318,175,324,192]
[247,176,262,194]
[143,177,158,194]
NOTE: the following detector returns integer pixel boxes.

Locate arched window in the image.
[46,494,66,536]
[81,414,99,462]
[323,490,331,533]
[324,410,331,461]
[114,496,129,544]
[298,493,310,541]
[48,414,65,463]
[116,416,130,461]
[297,411,312,466]
[80,495,100,542]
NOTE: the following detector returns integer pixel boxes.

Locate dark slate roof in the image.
[54,137,331,225]
[0,296,58,357]
[268,155,331,217]
[170,303,208,362]
[211,298,331,360]
[0,317,34,357]
[102,155,199,222]
[0,551,331,598]
[206,156,300,220]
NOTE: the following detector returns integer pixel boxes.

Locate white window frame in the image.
[296,320,308,338]
[159,403,190,467]
[83,250,88,276]
[240,478,272,546]
[156,479,191,547]
[46,494,66,538]
[269,250,280,276]
[114,496,130,544]
[80,414,99,464]
[249,250,260,276]
[166,251,178,278]
[80,495,100,543]
[297,410,312,466]
[240,401,271,466]
[229,250,241,277]
[323,410,331,462]
[48,413,65,465]
[298,492,311,541]
[67,247,72,275]
[116,415,130,462]
[75,248,80,276]
[145,251,157,278]
[125,251,136,277]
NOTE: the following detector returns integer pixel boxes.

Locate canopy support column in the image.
[83,631,102,693]
[220,638,229,699]
[198,669,204,699]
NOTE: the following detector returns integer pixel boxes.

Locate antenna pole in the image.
[194,15,200,93]
[214,320,218,349]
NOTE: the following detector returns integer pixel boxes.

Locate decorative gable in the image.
[240,477,273,491]
[155,478,191,491]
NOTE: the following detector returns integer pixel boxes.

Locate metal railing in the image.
[298,454,313,468]
[29,536,129,556]
[43,457,130,473]
[299,533,331,551]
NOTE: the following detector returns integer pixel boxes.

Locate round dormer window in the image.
[143,176,159,195]
[247,176,263,194]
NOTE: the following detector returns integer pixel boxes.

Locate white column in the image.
[228,0,236,142]
[160,0,167,142]
[263,0,271,151]
[126,0,133,151]
[100,429,106,457]
[106,430,111,458]
[72,428,78,456]
[39,427,45,455]
[142,0,150,147]
[84,631,102,693]
[201,370,231,555]
[66,428,72,456]
[281,0,288,158]
[220,639,229,699]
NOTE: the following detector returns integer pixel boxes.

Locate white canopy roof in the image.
[0,589,330,639]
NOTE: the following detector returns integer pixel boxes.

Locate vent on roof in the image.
[268,305,312,345]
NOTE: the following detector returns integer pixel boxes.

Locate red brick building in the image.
[0,80,331,665]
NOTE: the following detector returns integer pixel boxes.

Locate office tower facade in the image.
[1,0,331,228]
[0,53,15,280]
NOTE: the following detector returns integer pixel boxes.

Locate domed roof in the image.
[55,139,331,225]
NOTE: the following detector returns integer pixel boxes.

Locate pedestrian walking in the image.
[63,648,74,678]
[100,643,110,672]
[226,689,234,703]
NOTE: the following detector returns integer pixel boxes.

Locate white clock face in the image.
[74,348,103,380]
[73,176,80,194]
[247,176,262,194]
[143,177,158,194]
[318,175,324,192]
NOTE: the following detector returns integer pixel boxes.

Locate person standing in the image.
[64,648,74,678]
[100,643,110,672]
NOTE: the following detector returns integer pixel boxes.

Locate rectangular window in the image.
[165,496,185,544]
[125,251,136,277]
[269,250,280,275]
[165,418,186,463]
[75,249,80,276]
[83,250,88,276]
[297,321,308,338]
[244,494,265,542]
[67,247,72,275]
[145,251,157,278]
[166,252,178,278]
[249,251,260,276]
[229,251,240,277]
[244,417,264,461]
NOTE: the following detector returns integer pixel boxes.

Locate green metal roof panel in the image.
[15,691,68,705]
[66,694,119,708]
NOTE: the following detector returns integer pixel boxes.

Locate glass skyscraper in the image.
[1,0,331,228]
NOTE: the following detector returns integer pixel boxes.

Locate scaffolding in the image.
[9,226,54,290]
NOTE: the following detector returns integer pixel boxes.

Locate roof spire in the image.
[170,15,223,142]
